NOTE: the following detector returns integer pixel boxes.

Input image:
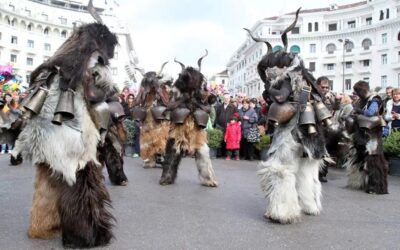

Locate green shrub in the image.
[255,134,271,151]
[123,119,136,145]
[383,131,400,157]
[207,128,224,149]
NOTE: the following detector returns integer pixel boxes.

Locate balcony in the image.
[357,68,371,74]
[391,62,400,70]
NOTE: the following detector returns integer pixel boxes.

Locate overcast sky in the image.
[116,0,356,78]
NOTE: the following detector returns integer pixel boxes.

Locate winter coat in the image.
[215,103,238,131]
[239,107,258,138]
[225,121,242,149]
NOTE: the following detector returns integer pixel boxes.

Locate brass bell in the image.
[92,102,110,131]
[299,103,317,135]
[267,102,296,125]
[52,113,63,125]
[308,124,317,134]
[52,89,75,125]
[314,101,333,127]
[22,87,48,119]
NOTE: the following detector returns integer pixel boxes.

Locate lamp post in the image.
[338,39,349,93]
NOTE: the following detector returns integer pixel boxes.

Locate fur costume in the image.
[246,9,329,223]
[13,18,118,248]
[159,51,218,187]
[134,63,170,168]
[344,94,388,194]
[99,101,129,186]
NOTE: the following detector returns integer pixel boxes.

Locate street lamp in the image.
[338,39,350,93]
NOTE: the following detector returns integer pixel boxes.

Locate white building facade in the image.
[227,0,400,97]
[0,0,138,89]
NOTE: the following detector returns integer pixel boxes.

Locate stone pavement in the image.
[0,154,399,250]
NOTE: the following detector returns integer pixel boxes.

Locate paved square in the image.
[0,155,399,249]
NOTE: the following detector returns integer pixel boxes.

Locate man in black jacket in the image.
[215,93,238,157]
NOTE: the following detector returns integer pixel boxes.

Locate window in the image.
[314,22,318,32]
[363,77,370,82]
[9,4,15,11]
[59,17,67,25]
[27,24,32,31]
[291,27,299,34]
[25,9,31,16]
[381,75,387,88]
[27,40,34,48]
[61,30,67,38]
[363,60,370,67]
[42,13,48,21]
[308,23,312,32]
[326,43,336,54]
[10,54,17,63]
[382,33,387,44]
[348,21,356,28]
[309,62,316,72]
[366,17,372,25]
[11,36,17,44]
[328,23,337,31]
[112,68,118,75]
[398,51,400,62]
[362,38,372,50]
[26,74,31,84]
[27,57,33,65]
[290,45,300,54]
[309,44,316,53]
[327,64,334,70]
[345,41,354,52]
[44,28,49,35]
[44,43,51,51]
[328,80,333,90]
[380,10,384,20]
[272,45,282,52]
[382,54,387,65]
[345,79,352,90]
[387,8,390,19]
[10,18,16,26]
[345,62,352,69]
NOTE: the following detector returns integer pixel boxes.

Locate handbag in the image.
[246,126,260,143]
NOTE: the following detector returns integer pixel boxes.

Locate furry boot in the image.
[195,143,218,187]
[296,158,322,215]
[28,164,61,239]
[59,162,114,248]
[160,139,181,185]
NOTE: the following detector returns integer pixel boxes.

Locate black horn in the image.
[174,58,185,71]
[88,0,103,24]
[197,49,208,72]
[281,8,301,52]
[157,61,168,76]
[243,28,272,55]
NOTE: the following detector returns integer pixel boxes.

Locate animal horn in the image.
[281,8,301,52]
[197,49,208,72]
[243,28,272,54]
[134,67,146,76]
[157,61,168,76]
[174,58,185,71]
[88,0,103,24]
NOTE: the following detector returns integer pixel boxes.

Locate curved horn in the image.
[157,61,168,76]
[281,8,301,52]
[134,67,146,77]
[243,28,272,55]
[88,0,103,24]
[174,58,185,71]
[197,49,208,72]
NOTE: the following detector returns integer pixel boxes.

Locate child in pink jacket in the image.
[224,112,241,160]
